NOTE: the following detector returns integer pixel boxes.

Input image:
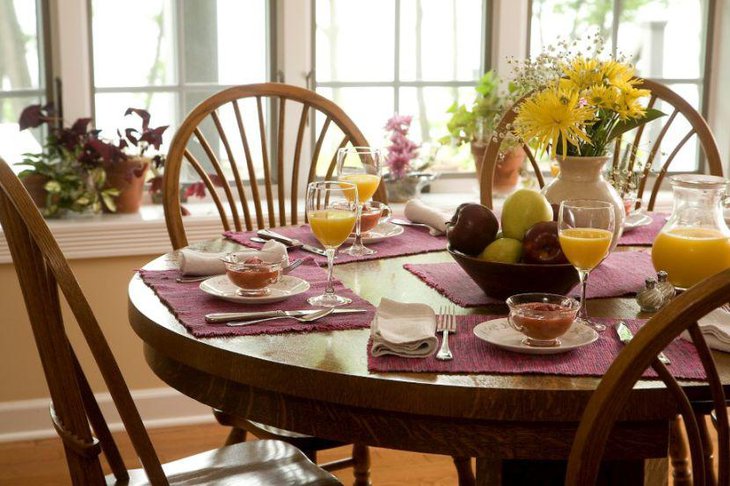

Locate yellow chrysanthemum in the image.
[561,56,604,91]
[602,60,636,86]
[514,88,594,157]
[615,86,650,120]
[585,84,619,110]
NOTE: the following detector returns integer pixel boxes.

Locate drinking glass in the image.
[306,181,359,307]
[336,147,383,256]
[558,200,615,332]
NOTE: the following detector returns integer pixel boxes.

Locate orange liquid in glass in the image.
[339,174,381,203]
[309,209,357,248]
[652,227,730,288]
[559,228,613,271]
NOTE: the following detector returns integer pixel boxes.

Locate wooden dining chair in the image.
[478,79,723,210]
[162,82,380,483]
[0,158,340,486]
[566,269,730,485]
[163,82,387,248]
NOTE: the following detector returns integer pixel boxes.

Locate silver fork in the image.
[436,305,456,361]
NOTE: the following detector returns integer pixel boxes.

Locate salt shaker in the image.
[656,271,675,305]
[637,278,664,313]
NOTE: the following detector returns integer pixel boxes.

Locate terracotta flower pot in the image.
[20,173,50,209]
[104,157,149,213]
[471,142,524,194]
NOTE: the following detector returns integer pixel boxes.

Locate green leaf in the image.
[102,192,117,212]
[44,180,61,193]
[606,108,665,141]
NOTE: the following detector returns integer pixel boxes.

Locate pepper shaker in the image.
[656,271,675,305]
[637,278,663,313]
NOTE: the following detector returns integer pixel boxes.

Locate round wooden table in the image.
[128,240,730,485]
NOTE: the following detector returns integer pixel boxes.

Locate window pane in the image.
[0,96,45,165]
[2,0,42,90]
[616,0,706,80]
[399,0,483,82]
[530,0,615,54]
[182,0,268,84]
[316,87,394,150]
[91,0,176,87]
[315,0,396,82]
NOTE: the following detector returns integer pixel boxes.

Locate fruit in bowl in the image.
[446,203,499,256]
[445,192,578,299]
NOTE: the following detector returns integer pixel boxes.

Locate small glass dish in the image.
[220,254,285,296]
[506,293,580,347]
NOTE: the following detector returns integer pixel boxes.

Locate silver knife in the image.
[616,321,671,365]
[257,229,328,257]
[205,308,367,323]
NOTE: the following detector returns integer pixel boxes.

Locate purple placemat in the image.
[223,224,446,266]
[139,261,375,338]
[368,316,706,380]
[618,212,666,246]
[404,251,655,307]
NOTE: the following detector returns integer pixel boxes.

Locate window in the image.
[0,0,51,164]
[529,0,713,171]
[90,0,272,176]
[314,0,489,174]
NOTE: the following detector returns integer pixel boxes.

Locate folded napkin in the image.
[682,306,730,353]
[403,199,452,235]
[370,298,438,358]
[179,240,289,276]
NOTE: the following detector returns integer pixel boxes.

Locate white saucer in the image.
[199,275,310,304]
[346,221,404,244]
[473,318,599,355]
[623,211,653,232]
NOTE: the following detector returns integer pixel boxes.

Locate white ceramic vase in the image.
[541,155,625,250]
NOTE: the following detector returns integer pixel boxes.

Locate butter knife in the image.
[205,308,367,323]
[257,229,328,257]
[616,321,671,365]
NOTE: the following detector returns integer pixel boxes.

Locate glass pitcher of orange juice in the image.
[652,174,730,289]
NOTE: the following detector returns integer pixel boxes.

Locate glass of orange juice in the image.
[558,200,615,332]
[306,181,359,306]
[336,147,383,256]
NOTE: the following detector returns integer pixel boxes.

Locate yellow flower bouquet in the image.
[510,41,664,159]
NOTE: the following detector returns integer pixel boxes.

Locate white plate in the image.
[473,318,599,355]
[623,211,653,232]
[346,221,404,244]
[199,274,310,304]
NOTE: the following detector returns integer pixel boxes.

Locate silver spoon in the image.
[225,306,334,327]
[175,258,304,283]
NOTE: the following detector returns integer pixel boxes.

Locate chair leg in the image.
[669,415,692,486]
[352,444,371,486]
[452,456,475,486]
[224,426,247,446]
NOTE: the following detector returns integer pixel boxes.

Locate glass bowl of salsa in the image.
[220,254,285,296]
[506,293,580,347]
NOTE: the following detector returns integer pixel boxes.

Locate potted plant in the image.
[17,104,119,218]
[441,70,525,192]
[383,114,436,202]
[100,108,167,213]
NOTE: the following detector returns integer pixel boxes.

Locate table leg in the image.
[452,456,475,486]
[670,415,692,485]
[352,443,371,486]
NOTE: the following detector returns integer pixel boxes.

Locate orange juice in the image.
[309,209,357,248]
[339,174,381,202]
[559,228,613,271]
[652,227,730,288]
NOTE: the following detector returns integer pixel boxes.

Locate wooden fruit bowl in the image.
[447,245,579,300]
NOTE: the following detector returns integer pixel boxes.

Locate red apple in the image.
[522,221,568,264]
[446,203,499,256]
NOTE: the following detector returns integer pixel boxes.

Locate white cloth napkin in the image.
[681,306,730,353]
[370,298,438,358]
[403,199,452,236]
[179,240,289,276]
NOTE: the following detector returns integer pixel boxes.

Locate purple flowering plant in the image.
[384,114,421,180]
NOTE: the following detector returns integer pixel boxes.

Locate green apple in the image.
[478,237,523,263]
[501,189,553,240]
